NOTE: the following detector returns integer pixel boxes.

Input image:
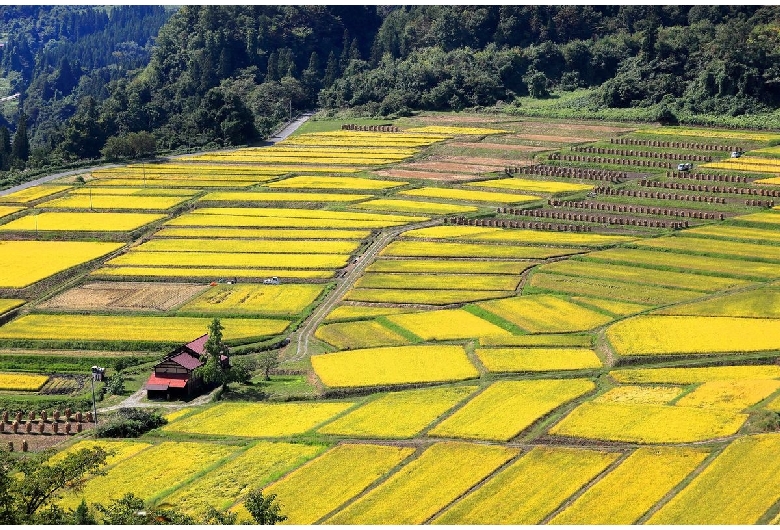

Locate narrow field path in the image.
[288,218,441,361]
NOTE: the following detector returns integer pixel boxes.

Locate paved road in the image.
[0,114,312,197]
[288,217,442,361]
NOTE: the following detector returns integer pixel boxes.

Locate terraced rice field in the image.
[344,287,514,305]
[160,441,325,516]
[351,198,478,215]
[179,283,325,316]
[314,320,410,349]
[403,225,633,246]
[132,237,361,254]
[37,194,191,210]
[260,444,415,525]
[155,227,371,239]
[466,178,593,193]
[326,442,517,525]
[163,402,354,437]
[656,285,780,317]
[428,379,595,441]
[548,402,747,443]
[475,347,602,372]
[606,315,780,356]
[199,191,373,203]
[0,211,165,232]
[399,187,540,204]
[475,294,613,333]
[59,441,239,508]
[323,305,418,322]
[646,434,780,524]
[311,345,479,388]
[0,185,71,203]
[94,266,334,280]
[609,365,780,384]
[548,447,708,524]
[366,258,533,275]
[0,372,49,391]
[107,251,350,269]
[433,446,619,524]
[384,309,512,340]
[317,386,478,438]
[0,205,24,218]
[0,240,123,288]
[0,314,289,343]
[354,272,520,291]
[38,281,208,312]
[266,175,406,190]
[382,241,581,259]
[0,299,25,313]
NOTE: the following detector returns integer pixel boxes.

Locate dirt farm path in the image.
[287,217,442,362]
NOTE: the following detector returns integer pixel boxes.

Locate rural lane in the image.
[288,217,442,361]
[0,112,313,197]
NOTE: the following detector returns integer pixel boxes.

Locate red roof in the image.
[169,352,204,371]
[185,334,209,356]
[146,373,189,391]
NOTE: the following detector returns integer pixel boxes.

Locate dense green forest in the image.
[1,5,779,184]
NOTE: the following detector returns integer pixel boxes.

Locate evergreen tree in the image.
[0,126,11,171]
[11,111,29,164]
[323,50,338,87]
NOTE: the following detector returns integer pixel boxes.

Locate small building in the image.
[145,334,228,400]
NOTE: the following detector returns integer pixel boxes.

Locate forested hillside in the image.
[1,5,780,185]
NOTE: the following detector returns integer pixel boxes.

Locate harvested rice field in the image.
[38,281,208,311]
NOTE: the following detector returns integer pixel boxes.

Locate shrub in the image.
[94,408,167,438]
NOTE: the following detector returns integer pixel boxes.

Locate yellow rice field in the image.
[69,187,198,197]
[36,194,191,210]
[326,442,517,525]
[403,225,633,246]
[476,294,613,333]
[317,386,478,438]
[108,251,349,269]
[0,240,123,288]
[465,178,593,193]
[539,259,751,292]
[433,446,619,525]
[731,211,780,225]
[680,224,780,244]
[159,442,325,515]
[94,266,333,280]
[47,439,151,467]
[385,309,512,340]
[548,402,747,443]
[323,305,418,322]
[382,241,580,259]
[179,284,324,316]
[258,443,414,525]
[165,212,416,229]
[0,205,23,218]
[154,227,370,240]
[399,187,540,204]
[656,286,780,318]
[366,258,532,275]
[59,441,239,509]
[0,314,289,343]
[428,379,595,442]
[265,175,406,190]
[0,299,25,314]
[0,372,49,391]
[571,297,650,316]
[704,157,780,173]
[549,447,708,525]
[606,315,780,356]
[592,385,683,405]
[134,237,360,254]
[311,345,479,388]
[354,272,520,291]
[163,402,354,437]
[91,178,260,188]
[639,126,780,142]
[0,212,165,232]
[675,379,780,410]
[647,434,780,524]
[405,125,507,135]
[314,320,410,349]
[281,130,448,148]
[475,347,602,373]
[344,287,514,305]
[199,191,373,202]
[479,333,593,348]
[351,198,478,215]
[634,236,780,262]
[0,185,71,203]
[610,365,780,384]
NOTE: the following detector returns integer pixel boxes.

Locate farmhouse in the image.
[145,334,227,400]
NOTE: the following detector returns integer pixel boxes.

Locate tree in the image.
[106,371,125,395]
[244,489,287,525]
[257,350,280,381]
[0,447,109,524]
[11,110,29,164]
[93,493,197,525]
[196,318,248,392]
[524,70,550,98]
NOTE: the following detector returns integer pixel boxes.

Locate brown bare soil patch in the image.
[450,142,548,152]
[39,281,208,311]
[402,161,498,174]
[0,421,96,452]
[376,169,485,182]
[508,133,597,143]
